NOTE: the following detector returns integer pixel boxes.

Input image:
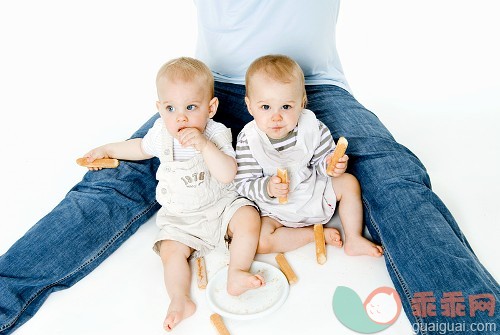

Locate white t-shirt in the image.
[194,0,350,91]
[141,118,235,161]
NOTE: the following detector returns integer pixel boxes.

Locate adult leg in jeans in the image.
[306,85,499,333]
[0,114,161,334]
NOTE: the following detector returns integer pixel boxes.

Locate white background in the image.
[0,1,498,334]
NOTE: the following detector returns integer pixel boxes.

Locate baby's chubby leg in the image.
[332,173,383,257]
[159,240,196,332]
[257,216,342,254]
[226,205,265,296]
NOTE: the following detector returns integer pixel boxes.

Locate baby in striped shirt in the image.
[235,54,383,258]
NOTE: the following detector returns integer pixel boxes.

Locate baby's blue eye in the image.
[261,105,270,111]
[282,105,292,110]
[187,104,196,111]
[166,106,175,112]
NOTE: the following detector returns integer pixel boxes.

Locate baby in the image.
[83,57,264,331]
[235,54,383,257]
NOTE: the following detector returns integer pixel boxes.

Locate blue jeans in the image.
[0,82,498,334]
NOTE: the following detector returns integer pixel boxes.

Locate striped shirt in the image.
[235,120,334,202]
[142,118,235,161]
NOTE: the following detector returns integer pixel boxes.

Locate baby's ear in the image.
[245,96,253,116]
[156,101,164,117]
[208,97,219,118]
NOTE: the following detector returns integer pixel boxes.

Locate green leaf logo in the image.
[332,286,402,333]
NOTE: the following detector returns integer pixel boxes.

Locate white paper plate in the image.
[206,261,289,320]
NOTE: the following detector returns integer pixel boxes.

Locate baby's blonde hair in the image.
[156,57,214,98]
[245,54,307,105]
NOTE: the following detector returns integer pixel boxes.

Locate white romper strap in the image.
[159,127,174,162]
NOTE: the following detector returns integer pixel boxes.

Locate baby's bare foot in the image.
[324,227,343,247]
[163,295,196,332]
[227,268,265,296]
[344,236,383,257]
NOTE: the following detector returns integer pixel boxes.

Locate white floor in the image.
[0,1,498,334]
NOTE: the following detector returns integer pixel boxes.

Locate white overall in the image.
[153,126,254,258]
[243,109,336,227]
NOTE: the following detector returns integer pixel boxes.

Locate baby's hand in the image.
[83,146,109,171]
[178,128,208,152]
[326,154,349,177]
[267,175,289,199]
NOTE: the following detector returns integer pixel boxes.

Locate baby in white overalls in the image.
[235,54,384,258]
[82,57,264,332]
